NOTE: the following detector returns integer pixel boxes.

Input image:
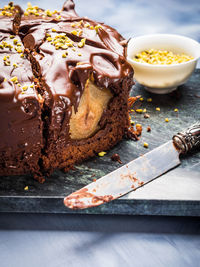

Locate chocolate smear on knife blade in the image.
[64,169,144,209]
[64,188,114,209]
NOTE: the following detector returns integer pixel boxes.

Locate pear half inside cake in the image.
[69,80,112,140]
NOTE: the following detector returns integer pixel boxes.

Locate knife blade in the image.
[64,123,200,209]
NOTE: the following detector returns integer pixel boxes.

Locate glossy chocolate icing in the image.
[19,0,78,35]
[0,2,23,33]
[20,5,133,139]
[0,32,43,175]
[0,0,133,179]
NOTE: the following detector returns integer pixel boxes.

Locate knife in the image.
[64,123,200,209]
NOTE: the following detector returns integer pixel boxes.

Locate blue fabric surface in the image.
[0,1,200,266]
[0,214,200,267]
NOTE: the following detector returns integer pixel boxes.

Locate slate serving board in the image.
[0,70,200,216]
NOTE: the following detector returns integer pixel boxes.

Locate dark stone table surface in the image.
[0,0,200,266]
[0,70,199,216]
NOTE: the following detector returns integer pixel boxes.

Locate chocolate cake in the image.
[0,11,43,178]
[0,1,134,182]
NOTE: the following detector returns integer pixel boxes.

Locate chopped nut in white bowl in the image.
[127,34,200,94]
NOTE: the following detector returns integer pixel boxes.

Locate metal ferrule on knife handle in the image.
[173,122,200,154]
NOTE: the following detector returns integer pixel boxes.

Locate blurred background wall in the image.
[1,0,199,42]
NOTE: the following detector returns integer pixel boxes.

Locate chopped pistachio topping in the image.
[95,24,102,33]
[0,41,13,50]
[48,33,74,50]
[16,48,22,53]
[13,63,18,68]
[78,30,83,37]
[84,22,90,28]
[22,85,28,91]
[56,15,61,20]
[136,109,143,113]
[78,38,86,48]
[70,20,84,28]
[98,151,106,157]
[0,10,13,16]
[51,28,57,32]
[46,37,52,42]
[5,43,13,49]
[143,142,149,148]
[133,49,194,65]
[78,53,82,56]
[10,76,18,84]
[45,9,53,17]
[25,2,59,18]
[3,55,11,66]
[71,30,78,35]
[13,39,18,45]
[0,2,15,17]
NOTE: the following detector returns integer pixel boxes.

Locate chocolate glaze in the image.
[62,0,78,18]
[0,3,23,33]
[0,0,134,179]
[19,0,78,35]
[0,32,43,175]
[20,12,133,140]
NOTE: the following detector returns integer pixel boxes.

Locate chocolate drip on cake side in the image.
[0,31,44,179]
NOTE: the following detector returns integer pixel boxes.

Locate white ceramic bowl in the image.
[127,34,200,94]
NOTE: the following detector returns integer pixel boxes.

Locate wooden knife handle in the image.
[173,122,200,154]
